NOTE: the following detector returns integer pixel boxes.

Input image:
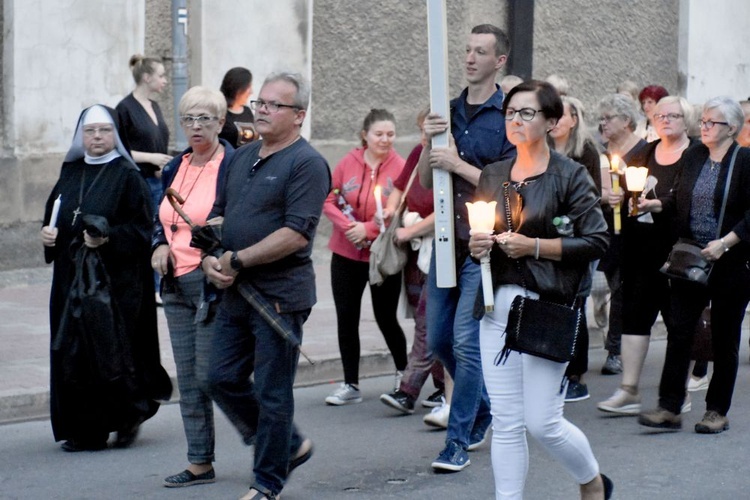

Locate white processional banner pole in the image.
[426,0,456,288]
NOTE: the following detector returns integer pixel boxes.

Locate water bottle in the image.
[553,215,574,236]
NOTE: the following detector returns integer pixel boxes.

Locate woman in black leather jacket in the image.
[469,81,611,499]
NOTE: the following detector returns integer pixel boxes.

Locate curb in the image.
[0,353,396,425]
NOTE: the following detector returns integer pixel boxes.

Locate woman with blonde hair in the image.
[152,86,235,487]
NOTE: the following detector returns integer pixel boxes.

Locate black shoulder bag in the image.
[496,181,583,365]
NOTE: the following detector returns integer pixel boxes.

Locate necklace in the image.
[72,164,109,226]
[169,144,220,232]
[659,139,689,154]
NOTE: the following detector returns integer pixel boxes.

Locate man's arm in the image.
[418,112,482,188]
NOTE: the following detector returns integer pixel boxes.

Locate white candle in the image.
[466,201,497,312]
[49,195,61,228]
[374,185,385,233]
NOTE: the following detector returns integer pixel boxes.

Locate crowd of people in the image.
[38,22,750,499]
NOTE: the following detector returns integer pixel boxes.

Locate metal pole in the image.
[426,0,457,288]
[171,0,188,151]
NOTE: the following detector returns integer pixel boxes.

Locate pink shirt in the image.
[158,152,223,277]
[323,147,405,262]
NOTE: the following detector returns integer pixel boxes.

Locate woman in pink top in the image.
[323,109,407,406]
[150,87,235,488]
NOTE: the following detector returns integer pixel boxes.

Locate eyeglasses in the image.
[180,115,218,126]
[82,126,114,136]
[504,108,542,122]
[654,113,684,122]
[250,99,300,113]
[598,114,619,124]
[699,119,729,130]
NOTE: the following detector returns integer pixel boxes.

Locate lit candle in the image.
[625,166,649,216]
[49,194,61,228]
[466,201,497,312]
[374,185,385,233]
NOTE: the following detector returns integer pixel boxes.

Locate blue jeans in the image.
[206,287,308,495]
[426,245,491,449]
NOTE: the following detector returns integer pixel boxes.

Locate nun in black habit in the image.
[41,105,172,452]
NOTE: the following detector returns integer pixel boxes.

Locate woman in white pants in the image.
[469,80,612,499]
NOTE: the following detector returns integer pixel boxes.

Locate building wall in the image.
[680,0,750,103]
[1,0,747,270]
[534,0,680,119]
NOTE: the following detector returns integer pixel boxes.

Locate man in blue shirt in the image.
[202,72,330,499]
[418,24,516,472]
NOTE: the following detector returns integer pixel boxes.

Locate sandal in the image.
[163,468,215,488]
[288,437,314,476]
[239,486,279,499]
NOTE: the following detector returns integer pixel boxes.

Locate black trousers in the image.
[330,253,407,385]
[658,261,750,415]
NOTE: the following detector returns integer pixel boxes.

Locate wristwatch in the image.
[230,251,243,271]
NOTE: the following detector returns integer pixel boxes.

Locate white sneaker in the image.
[393,371,404,392]
[597,388,641,415]
[325,383,362,406]
[687,375,709,392]
[681,392,691,413]
[423,403,450,429]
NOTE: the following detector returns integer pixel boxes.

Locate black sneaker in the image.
[421,389,445,408]
[379,390,415,414]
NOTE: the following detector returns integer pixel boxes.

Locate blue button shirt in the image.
[450,85,516,240]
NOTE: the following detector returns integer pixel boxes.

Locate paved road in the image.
[2,343,750,500]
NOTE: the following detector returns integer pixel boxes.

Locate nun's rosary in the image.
[72,165,109,226]
[170,143,220,232]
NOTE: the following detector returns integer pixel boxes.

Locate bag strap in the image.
[715,145,739,239]
[395,165,420,216]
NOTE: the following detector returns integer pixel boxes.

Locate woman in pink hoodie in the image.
[323,109,407,405]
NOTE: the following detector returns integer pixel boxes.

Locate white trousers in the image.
[480,285,599,500]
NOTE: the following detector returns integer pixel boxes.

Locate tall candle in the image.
[610,155,622,235]
[374,185,385,233]
[49,195,61,228]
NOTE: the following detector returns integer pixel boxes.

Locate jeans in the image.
[206,287,308,495]
[162,269,215,464]
[426,246,491,449]
[399,253,444,398]
[481,285,600,499]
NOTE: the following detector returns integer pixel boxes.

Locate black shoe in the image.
[163,468,216,488]
[379,390,415,414]
[602,473,614,500]
[421,389,445,408]
[61,439,107,452]
[564,381,590,402]
[113,423,140,448]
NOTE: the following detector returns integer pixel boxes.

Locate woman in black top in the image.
[218,67,257,148]
[638,96,750,434]
[598,96,695,416]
